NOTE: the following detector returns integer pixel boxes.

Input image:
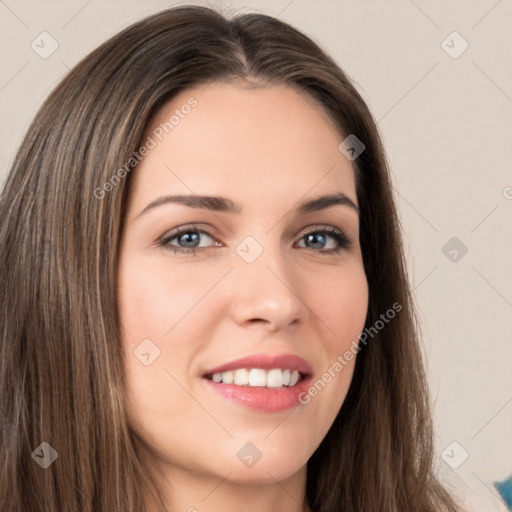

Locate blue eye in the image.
[159,228,219,255]
[159,225,352,255]
[296,228,352,253]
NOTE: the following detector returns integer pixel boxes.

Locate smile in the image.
[204,368,303,388]
[201,353,313,412]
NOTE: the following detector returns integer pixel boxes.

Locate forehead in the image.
[127,82,356,215]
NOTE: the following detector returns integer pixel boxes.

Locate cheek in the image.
[117,256,221,343]
[118,258,210,460]
[317,264,369,353]
[302,264,368,416]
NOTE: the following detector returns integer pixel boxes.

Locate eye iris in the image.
[179,232,200,248]
[306,233,326,249]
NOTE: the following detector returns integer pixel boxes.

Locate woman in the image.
[0,5,461,511]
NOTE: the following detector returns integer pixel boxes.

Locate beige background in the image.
[1,0,511,509]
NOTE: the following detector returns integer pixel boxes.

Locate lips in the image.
[201,353,313,412]
[202,353,313,376]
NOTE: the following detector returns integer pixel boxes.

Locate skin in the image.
[117,82,369,512]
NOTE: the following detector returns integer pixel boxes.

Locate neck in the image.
[143,458,312,512]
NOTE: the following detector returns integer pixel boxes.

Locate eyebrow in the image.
[135,192,359,219]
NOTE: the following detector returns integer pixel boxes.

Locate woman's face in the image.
[117,82,368,486]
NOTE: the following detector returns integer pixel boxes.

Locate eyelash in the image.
[158,225,353,256]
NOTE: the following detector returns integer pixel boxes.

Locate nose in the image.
[228,243,309,332]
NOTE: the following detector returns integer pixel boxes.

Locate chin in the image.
[221,457,308,485]
[214,436,312,484]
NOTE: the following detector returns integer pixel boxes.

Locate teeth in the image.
[209,368,303,388]
[222,370,234,384]
[248,368,266,387]
[234,368,249,385]
[266,368,282,387]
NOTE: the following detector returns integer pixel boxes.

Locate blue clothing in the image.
[494,474,512,511]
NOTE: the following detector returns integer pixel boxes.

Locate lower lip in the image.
[202,376,312,412]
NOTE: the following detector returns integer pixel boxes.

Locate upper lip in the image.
[202,353,313,376]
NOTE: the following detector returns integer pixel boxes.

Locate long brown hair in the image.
[0,5,459,511]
